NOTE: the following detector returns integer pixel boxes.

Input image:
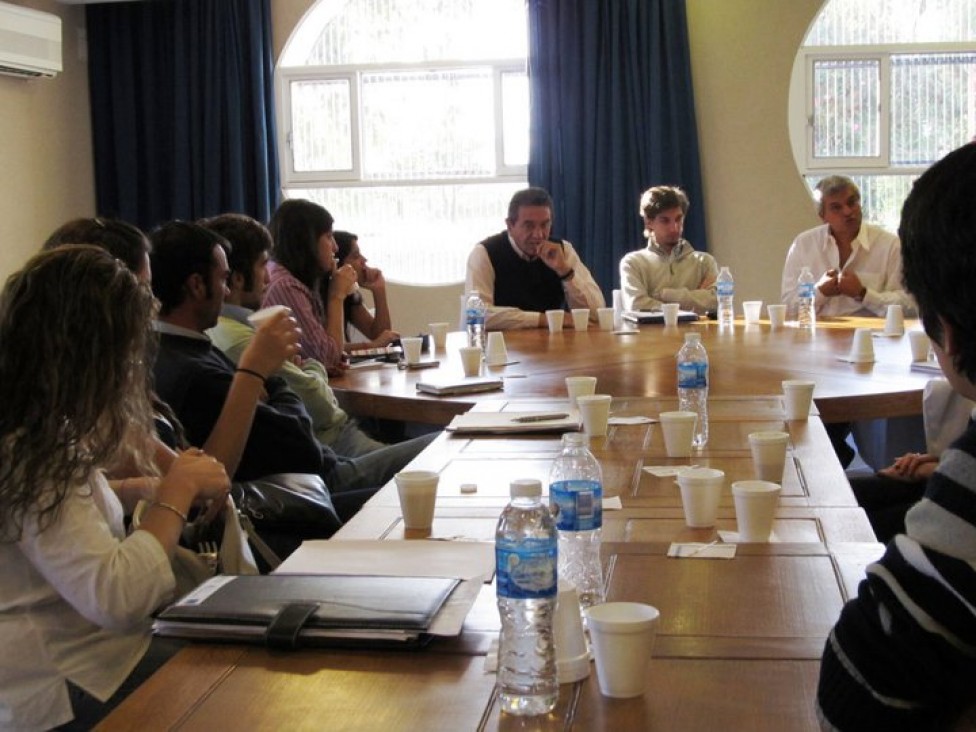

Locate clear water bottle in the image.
[716,266,734,327]
[495,478,559,716]
[548,432,605,611]
[797,266,816,329]
[464,291,487,351]
[677,332,709,448]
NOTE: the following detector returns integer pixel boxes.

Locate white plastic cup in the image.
[554,580,590,683]
[849,328,875,362]
[565,375,597,408]
[546,309,565,332]
[597,307,615,331]
[659,411,698,457]
[782,379,815,421]
[584,602,660,699]
[458,346,481,377]
[767,303,786,330]
[247,304,290,327]
[401,336,423,365]
[748,430,790,482]
[428,322,449,351]
[909,330,931,362]
[484,331,508,366]
[675,467,725,527]
[577,394,612,437]
[742,300,763,324]
[394,470,439,530]
[732,480,781,542]
[661,303,680,327]
[612,289,624,330]
[571,308,590,331]
[884,304,905,336]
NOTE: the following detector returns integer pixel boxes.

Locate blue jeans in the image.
[325,431,439,521]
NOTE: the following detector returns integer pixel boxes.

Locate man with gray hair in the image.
[619,185,718,313]
[781,175,914,317]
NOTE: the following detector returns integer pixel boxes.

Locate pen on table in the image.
[512,413,569,423]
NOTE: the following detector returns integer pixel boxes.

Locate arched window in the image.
[276,0,529,284]
[788,0,976,231]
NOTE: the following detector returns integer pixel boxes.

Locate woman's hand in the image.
[328,264,359,301]
[878,452,938,482]
[159,449,231,523]
[361,265,386,292]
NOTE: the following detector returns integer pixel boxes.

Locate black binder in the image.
[153,574,460,650]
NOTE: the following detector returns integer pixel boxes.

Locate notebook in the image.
[415,377,504,396]
[153,574,460,649]
[446,411,580,434]
[623,309,699,325]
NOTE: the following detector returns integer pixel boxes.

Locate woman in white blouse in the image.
[0,246,230,730]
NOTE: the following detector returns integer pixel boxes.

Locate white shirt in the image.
[465,235,605,330]
[781,222,916,317]
[0,472,174,730]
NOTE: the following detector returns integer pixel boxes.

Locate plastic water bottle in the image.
[716,266,734,327]
[797,266,816,329]
[464,291,487,351]
[548,432,605,611]
[495,478,558,716]
[677,332,709,448]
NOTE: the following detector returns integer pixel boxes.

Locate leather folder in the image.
[153,574,460,650]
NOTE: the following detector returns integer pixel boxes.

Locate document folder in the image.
[153,574,460,650]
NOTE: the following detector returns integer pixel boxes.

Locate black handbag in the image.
[231,473,342,570]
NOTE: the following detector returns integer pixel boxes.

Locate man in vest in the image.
[465,187,605,329]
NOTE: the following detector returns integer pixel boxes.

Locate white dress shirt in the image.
[781,222,916,317]
[0,472,174,730]
[465,234,605,330]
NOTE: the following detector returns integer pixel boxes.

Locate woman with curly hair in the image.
[0,246,229,730]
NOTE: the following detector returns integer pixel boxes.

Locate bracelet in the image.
[151,501,188,524]
[559,268,575,281]
[235,367,267,384]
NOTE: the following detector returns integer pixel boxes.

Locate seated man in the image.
[149,221,430,522]
[817,144,976,729]
[781,175,915,317]
[465,187,604,330]
[200,212,434,459]
[619,185,718,313]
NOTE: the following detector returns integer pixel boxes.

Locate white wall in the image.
[0,0,94,281]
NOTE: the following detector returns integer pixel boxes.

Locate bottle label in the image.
[798,283,815,298]
[677,361,707,389]
[465,309,485,326]
[717,282,734,297]
[496,539,557,599]
[549,479,602,531]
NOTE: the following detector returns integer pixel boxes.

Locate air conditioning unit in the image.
[0,2,62,79]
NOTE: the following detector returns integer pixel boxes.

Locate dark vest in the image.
[480,232,566,312]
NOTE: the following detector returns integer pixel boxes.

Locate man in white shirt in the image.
[465,187,605,330]
[619,185,718,313]
[781,175,915,317]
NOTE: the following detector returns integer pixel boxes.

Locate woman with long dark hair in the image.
[265,199,358,375]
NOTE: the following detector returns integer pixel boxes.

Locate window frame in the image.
[276,59,529,189]
[800,41,976,174]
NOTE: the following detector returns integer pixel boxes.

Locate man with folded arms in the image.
[466,187,605,330]
[149,221,424,523]
[619,185,718,314]
[817,144,976,729]
[781,175,915,317]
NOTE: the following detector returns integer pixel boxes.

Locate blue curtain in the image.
[86,0,279,232]
[528,0,706,297]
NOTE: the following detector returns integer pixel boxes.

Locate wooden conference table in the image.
[100,397,883,731]
[331,315,932,427]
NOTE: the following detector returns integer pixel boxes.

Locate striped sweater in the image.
[818,421,976,730]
